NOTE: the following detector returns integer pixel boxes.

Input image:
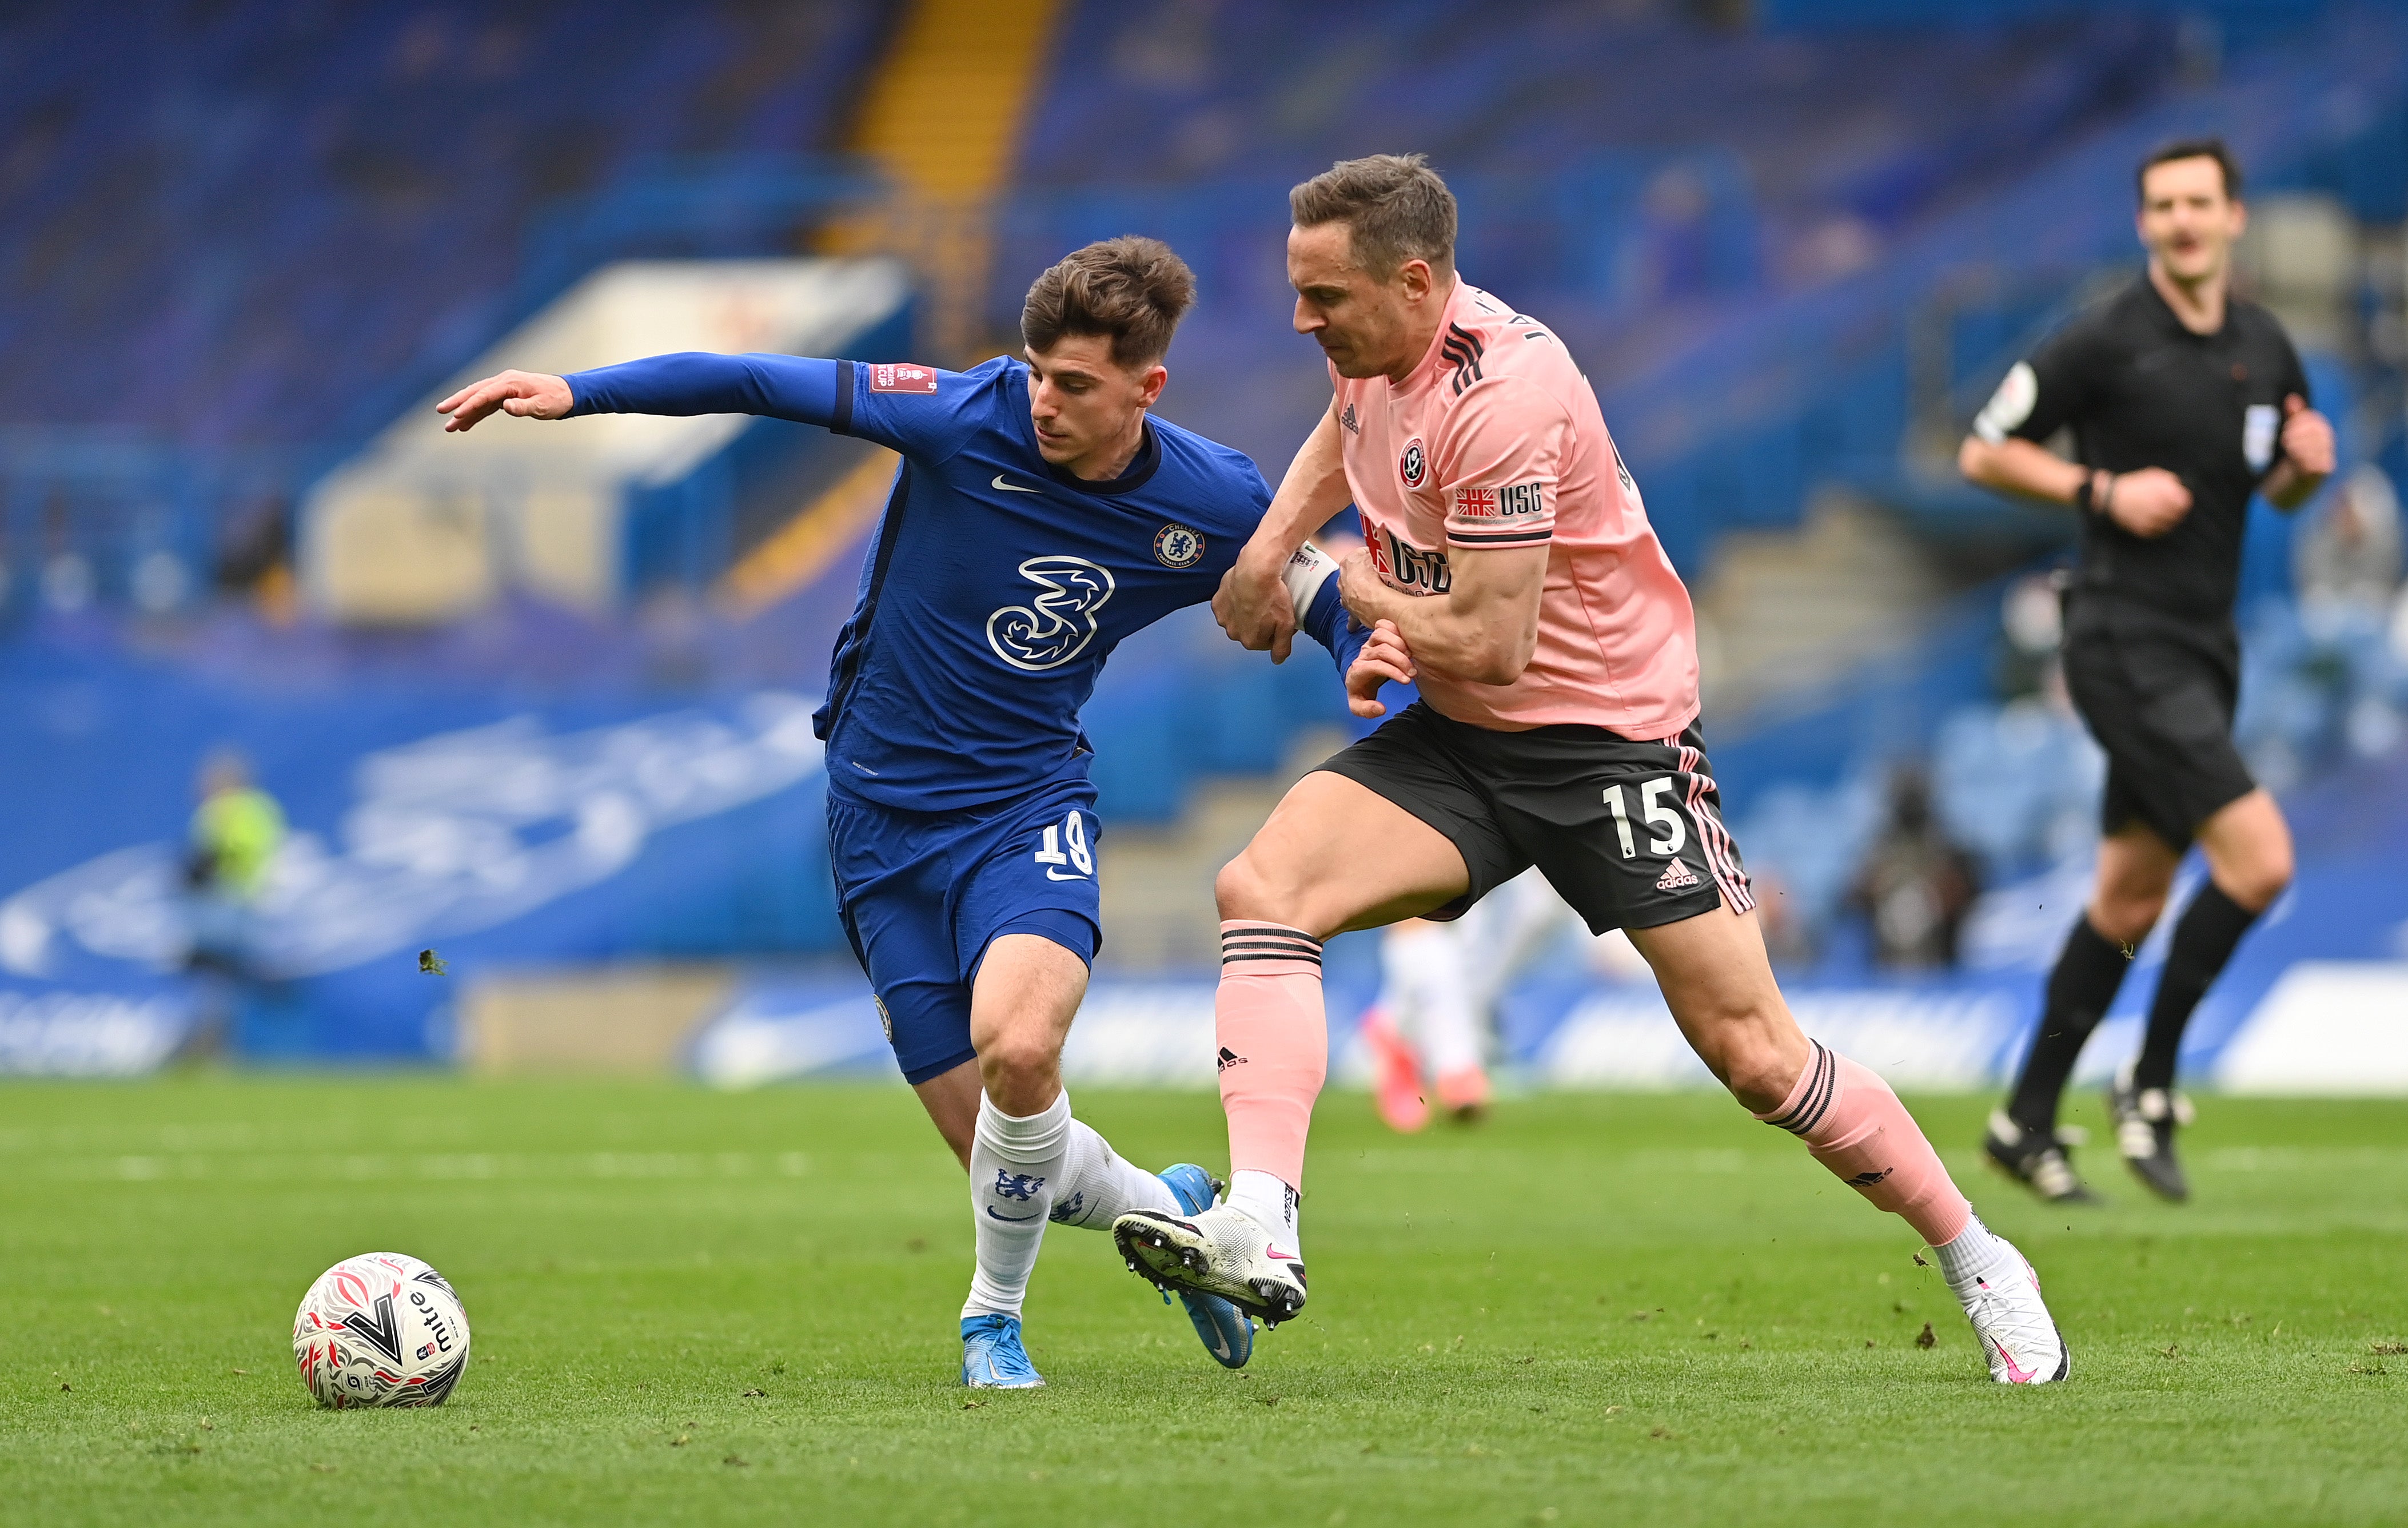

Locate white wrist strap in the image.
[1282,542,1339,623]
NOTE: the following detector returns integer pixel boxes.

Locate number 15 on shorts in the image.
[1033,809,1094,881]
[1602,781,1686,857]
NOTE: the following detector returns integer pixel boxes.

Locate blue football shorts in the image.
[826,774,1103,1085]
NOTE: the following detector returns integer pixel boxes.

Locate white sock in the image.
[1933,1212,2015,1288]
[1047,1119,1178,1229]
[962,1090,1073,1320]
[1227,1168,1302,1258]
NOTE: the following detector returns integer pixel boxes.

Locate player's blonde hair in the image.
[1290,153,1457,280]
[1020,236,1198,369]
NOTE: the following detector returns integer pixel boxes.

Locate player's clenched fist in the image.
[2106,465,2192,538]
[2278,393,2335,478]
[1345,619,1414,718]
[437,370,574,432]
[1213,548,1299,662]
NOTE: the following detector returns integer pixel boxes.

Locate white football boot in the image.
[1950,1242,2070,1384]
[1112,1203,1307,1327]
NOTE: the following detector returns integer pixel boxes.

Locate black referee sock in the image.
[2006,916,2131,1136]
[2133,882,2260,1095]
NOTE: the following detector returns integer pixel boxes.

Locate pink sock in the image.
[1756,1041,1972,1247]
[1216,921,1328,1191]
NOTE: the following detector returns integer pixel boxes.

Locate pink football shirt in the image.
[1334,280,1700,737]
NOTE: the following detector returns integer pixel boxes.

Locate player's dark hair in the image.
[1289,153,1458,279]
[1020,236,1197,369]
[2138,138,2243,202]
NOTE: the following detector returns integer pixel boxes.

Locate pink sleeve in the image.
[1437,377,1568,550]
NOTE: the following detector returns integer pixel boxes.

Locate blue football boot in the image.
[1155,1164,1255,1369]
[960,1313,1044,1388]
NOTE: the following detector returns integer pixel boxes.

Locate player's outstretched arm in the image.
[1216,397,1352,663]
[1337,541,1545,687]
[439,353,848,433]
[2262,394,2335,511]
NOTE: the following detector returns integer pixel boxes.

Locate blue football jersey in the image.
[564,350,1365,815]
[818,356,1267,810]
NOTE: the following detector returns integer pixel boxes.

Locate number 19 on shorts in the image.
[1601,781,1686,858]
[1032,810,1093,881]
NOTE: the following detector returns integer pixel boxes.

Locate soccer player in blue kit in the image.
[437,237,1384,1387]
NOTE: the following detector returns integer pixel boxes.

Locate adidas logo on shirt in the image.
[1655,860,1701,892]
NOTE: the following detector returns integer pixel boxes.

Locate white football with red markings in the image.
[292,1252,471,1408]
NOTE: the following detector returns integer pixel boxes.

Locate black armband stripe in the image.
[1448,527,1552,546]
[832,359,856,436]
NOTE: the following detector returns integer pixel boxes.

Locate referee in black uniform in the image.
[1958,139,2335,1204]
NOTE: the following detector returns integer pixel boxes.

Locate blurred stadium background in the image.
[2,0,2404,1097]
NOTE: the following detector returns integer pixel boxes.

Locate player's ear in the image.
[1137,363,1167,408]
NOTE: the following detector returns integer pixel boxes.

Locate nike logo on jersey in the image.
[992,474,1040,493]
[1043,868,1089,881]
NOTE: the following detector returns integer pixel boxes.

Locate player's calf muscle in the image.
[1631,908,1810,1112]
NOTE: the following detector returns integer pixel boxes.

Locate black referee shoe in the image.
[2107,1064,2194,1203]
[1984,1110,2100,1204]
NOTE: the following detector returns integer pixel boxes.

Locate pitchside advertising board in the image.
[1,651,2401,1088]
[0,676,837,1070]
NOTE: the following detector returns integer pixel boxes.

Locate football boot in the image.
[1949,1243,2071,1385]
[960,1313,1044,1388]
[1984,1109,2099,1204]
[1359,1008,1430,1133]
[1155,1165,1255,1369]
[1114,1203,1307,1328]
[2107,1062,2194,1203]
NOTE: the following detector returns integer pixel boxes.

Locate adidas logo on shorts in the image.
[1654,860,1701,892]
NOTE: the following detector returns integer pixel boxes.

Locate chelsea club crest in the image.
[1154,523,1205,569]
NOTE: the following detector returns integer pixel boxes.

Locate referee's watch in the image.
[2073,469,2113,518]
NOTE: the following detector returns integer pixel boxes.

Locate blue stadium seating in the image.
[0,2,890,608]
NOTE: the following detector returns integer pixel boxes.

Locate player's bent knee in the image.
[2092,892,2163,946]
[1215,849,1298,924]
[1715,1036,1803,1113]
[2221,854,2291,913]
[975,1030,1062,1097]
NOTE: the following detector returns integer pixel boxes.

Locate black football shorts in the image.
[1313,701,1753,933]
[2061,598,2255,851]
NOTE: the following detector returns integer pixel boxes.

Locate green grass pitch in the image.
[3,1076,2402,1526]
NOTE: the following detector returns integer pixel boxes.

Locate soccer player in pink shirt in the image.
[1115,154,2068,1384]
